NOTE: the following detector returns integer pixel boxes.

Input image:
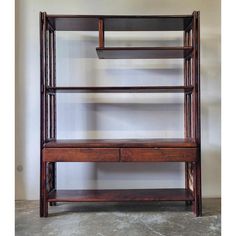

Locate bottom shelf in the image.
[48,189,193,202]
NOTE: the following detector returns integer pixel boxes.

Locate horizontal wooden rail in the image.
[46,86,194,94]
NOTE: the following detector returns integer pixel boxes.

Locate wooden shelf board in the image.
[47,15,192,31]
[48,189,194,202]
[46,86,193,94]
[96,47,193,59]
[44,138,197,148]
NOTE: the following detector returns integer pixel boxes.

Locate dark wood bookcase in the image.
[40,11,201,217]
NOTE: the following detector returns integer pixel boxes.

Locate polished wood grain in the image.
[47,15,192,31]
[43,148,120,162]
[121,148,197,162]
[44,138,197,148]
[46,86,194,94]
[43,147,197,163]
[96,47,193,59]
[48,189,194,202]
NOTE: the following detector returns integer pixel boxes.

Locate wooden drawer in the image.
[43,148,120,162]
[120,148,197,162]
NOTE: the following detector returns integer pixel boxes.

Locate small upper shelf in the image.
[96,47,192,59]
[47,15,193,31]
[46,86,194,94]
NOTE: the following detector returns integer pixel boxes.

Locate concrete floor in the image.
[16,199,220,236]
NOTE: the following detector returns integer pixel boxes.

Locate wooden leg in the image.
[192,160,202,217]
[196,159,202,216]
[40,163,44,217]
[42,161,48,217]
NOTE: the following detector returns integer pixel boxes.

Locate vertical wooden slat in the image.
[187,58,192,138]
[196,11,201,145]
[191,12,197,140]
[40,11,47,217]
[52,30,57,139]
[98,18,104,48]
[184,30,189,197]
[187,28,192,140]
[51,30,57,202]
[184,30,188,138]
[45,29,49,141]
[49,31,53,87]
[49,31,53,139]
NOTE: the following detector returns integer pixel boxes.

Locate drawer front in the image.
[120,148,197,162]
[43,148,120,162]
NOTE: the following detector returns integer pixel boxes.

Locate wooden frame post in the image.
[195,11,202,216]
[40,11,47,217]
[191,11,202,216]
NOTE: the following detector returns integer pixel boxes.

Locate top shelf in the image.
[47,14,193,31]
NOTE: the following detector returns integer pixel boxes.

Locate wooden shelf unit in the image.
[40,11,201,217]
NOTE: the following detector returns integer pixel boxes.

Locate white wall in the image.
[15,0,221,199]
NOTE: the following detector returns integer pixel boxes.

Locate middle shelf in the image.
[46,86,193,94]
